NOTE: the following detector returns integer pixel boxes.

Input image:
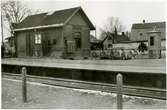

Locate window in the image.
[73,25,81,30]
[67,41,75,53]
[149,50,154,57]
[48,40,51,45]
[150,36,154,46]
[139,33,143,36]
[75,38,81,49]
[53,39,57,44]
[35,33,41,44]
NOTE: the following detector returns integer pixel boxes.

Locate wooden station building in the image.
[13,7,95,59]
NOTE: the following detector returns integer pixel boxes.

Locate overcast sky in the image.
[1,0,166,39]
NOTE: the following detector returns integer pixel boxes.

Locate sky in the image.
[1,0,166,40]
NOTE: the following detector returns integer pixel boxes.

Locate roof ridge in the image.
[39,6,80,26]
[27,6,81,17]
[133,21,166,25]
[132,21,166,29]
[28,12,47,16]
[45,6,81,16]
[14,6,95,31]
[51,6,81,12]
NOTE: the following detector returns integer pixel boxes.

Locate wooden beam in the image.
[117,73,123,109]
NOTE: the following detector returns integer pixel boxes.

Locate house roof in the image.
[14,7,95,31]
[101,33,130,44]
[90,35,100,43]
[132,22,166,29]
[114,35,130,43]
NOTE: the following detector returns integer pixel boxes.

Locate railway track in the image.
[2,72,166,100]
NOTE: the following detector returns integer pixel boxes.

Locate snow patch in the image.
[72,88,116,96]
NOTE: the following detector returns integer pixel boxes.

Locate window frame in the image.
[74,32,81,49]
[35,33,42,44]
[150,36,154,46]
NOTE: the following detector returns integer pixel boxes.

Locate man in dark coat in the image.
[1,44,5,58]
[138,42,147,52]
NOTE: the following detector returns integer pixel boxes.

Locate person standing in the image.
[1,44,5,58]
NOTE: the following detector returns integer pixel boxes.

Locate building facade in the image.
[102,32,130,49]
[130,21,166,41]
[13,7,95,59]
[130,21,166,54]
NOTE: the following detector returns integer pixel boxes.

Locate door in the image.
[74,32,81,51]
[26,34,33,56]
[42,32,51,56]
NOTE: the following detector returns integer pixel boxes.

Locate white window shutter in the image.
[35,33,41,44]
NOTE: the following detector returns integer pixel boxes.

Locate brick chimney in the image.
[143,19,145,24]
[122,32,125,36]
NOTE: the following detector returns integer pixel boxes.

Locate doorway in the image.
[42,32,51,56]
[26,34,33,56]
[74,32,81,51]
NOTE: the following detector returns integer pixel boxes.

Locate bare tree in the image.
[1,0,42,56]
[100,17,125,40]
[105,17,125,33]
[1,0,31,35]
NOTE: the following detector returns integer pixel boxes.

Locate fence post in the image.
[22,67,27,103]
[117,73,123,109]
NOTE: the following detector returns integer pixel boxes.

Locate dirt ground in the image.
[2,78,167,109]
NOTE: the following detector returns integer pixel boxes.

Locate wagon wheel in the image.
[100,51,106,58]
[92,52,98,58]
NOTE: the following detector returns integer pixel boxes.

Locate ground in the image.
[2,78,166,109]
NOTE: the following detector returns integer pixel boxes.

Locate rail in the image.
[2,59,166,109]
[2,72,166,100]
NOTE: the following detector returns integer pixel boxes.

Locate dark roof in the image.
[114,35,130,43]
[16,13,47,29]
[132,22,166,29]
[15,7,95,30]
[101,33,130,44]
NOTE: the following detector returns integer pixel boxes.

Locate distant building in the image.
[90,35,103,50]
[13,7,95,59]
[101,32,130,49]
[130,21,166,41]
[130,21,166,50]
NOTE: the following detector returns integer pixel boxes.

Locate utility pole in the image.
[1,15,4,45]
[95,24,97,38]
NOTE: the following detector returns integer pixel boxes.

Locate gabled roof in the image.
[101,33,130,44]
[14,7,95,31]
[132,22,166,29]
[114,35,130,43]
[15,13,48,29]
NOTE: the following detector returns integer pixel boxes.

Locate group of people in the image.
[91,48,139,60]
[138,42,147,52]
